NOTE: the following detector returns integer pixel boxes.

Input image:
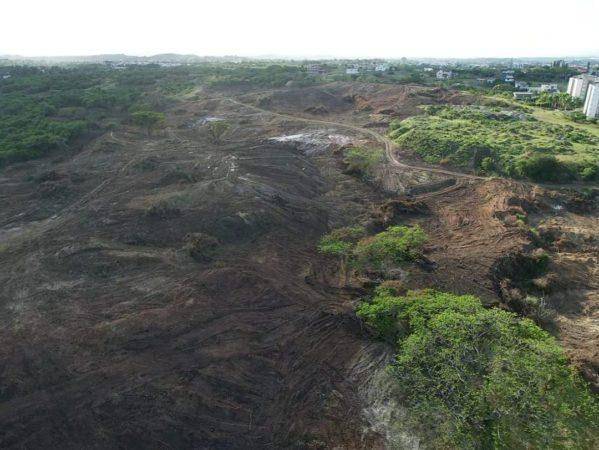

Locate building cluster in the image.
[512,82,558,100]
[436,69,453,80]
[567,74,599,118]
[306,62,391,77]
[502,70,515,83]
[344,62,390,75]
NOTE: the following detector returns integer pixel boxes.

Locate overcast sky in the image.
[2,0,598,58]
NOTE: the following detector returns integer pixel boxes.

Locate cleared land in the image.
[0,80,597,448]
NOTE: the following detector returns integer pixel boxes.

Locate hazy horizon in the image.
[3,0,598,59]
[3,52,599,61]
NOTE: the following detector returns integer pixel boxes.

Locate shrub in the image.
[206,120,230,144]
[515,155,571,182]
[145,201,181,219]
[342,147,384,180]
[357,290,598,449]
[184,233,219,262]
[317,226,366,257]
[131,110,166,136]
[580,164,598,181]
[353,225,427,271]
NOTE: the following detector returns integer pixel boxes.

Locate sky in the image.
[2,0,598,58]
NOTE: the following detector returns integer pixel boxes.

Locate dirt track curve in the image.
[226,98,488,181]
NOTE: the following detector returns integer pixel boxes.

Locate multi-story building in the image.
[567,74,599,100]
[583,83,599,118]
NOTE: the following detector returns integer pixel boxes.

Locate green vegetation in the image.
[342,147,385,180]
[357,289,598,449]
[533,92,582,110]
[318,225,427,271]
[0,63,316,166]
[317,226,366,257]
[131,110,166,135]
[0,65,192,165]
[390,105,599,182]
[206,120,231,144]
[353,225,427,270]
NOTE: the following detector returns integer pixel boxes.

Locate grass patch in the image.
[390,105,599,182]
[357,289,599,449]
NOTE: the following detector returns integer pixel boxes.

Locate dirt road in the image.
[226,98,488,181]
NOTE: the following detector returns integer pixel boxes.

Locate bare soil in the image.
[0,83,596,448]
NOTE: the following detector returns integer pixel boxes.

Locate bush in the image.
[317,226,366,257]
[145,201,181,219]
[353,225,427,271]
[515,155,571,182]
[184,233,219,262]
[342,147,384,180]
[131,110,165,135]
[357,290,598,448]
[580,164,598,181]
[317,225,427,276]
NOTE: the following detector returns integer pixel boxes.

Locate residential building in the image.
[567,74,599,100]
[436,70,453,79]
[375,63,389,72]
[583,82,599,118]
[307,64,325,76]
[514,81,528,90]
[345,66,359,75]
[540,84,558,93]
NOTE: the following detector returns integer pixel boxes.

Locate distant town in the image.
[1,54,599,119]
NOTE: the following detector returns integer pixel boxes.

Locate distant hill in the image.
[0,53,252,65]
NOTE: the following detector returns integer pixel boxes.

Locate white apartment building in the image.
[567,74,599,100]
[346,66,359,75]
[583,83,599,118]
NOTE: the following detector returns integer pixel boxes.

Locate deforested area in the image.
[1,2,599,448]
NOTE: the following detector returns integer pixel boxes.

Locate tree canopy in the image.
[357,289,599,449]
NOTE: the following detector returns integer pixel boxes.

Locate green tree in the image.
[131,110,165,136]
[357,290,598,449]
[206,120,230,144]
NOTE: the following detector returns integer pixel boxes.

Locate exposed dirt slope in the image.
[0,96,390,448]
[0,84,596,448]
